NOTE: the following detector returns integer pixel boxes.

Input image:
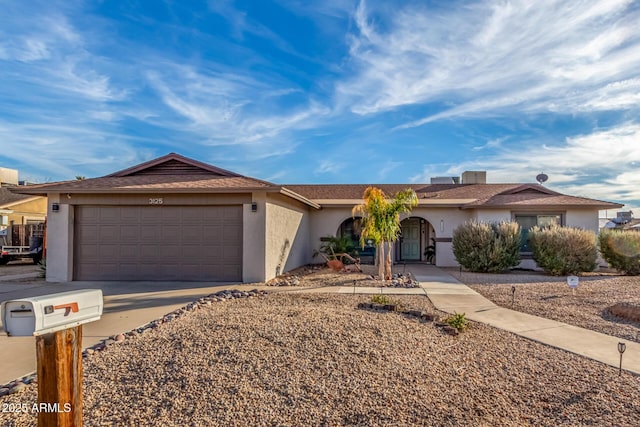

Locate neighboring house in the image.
[1,167,47,246]
[15,153,622,283]
[601,211,640,231]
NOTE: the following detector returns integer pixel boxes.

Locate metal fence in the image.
[2,223,45,247]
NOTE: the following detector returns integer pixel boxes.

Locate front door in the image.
[401,219,421,261]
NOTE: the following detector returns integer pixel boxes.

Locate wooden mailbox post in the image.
[2,289,103,427]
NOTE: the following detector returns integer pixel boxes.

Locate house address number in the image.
[149,198,164,205]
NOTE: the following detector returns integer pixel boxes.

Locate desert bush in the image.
[529,225,597,275]
[371,294,391,305]
[598,230,640,275]
[452,221,521,273]
[444,312,469,332]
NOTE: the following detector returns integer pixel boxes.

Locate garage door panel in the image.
[119,207,140,222]
[77,245,98,260]
[118,245,140,258]
[98,208,122,224]
[161,225,181,241]
[98,244,122,259]
[98,225,120,240]
[74,205,242,281]
[160,208,181,221]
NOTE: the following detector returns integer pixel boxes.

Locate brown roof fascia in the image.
[278,187,321,209]
[461,200,624,210]
[106,152,244,178]
[1,195,44,208]
[9,184,321,209]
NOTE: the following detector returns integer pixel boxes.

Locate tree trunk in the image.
[377,242,385,282]
[385,241,393,280]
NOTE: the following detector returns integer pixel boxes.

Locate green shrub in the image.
[319,235,353,256]
[38,259,46,279]
[452,221,521,273]
[598,230,640,275]
[371,294,391,305]
[529,225,597,275]
[444,312,469,332]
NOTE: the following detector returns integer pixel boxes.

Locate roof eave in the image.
[462,202,625,210]
[278,188,321,209]
[0,194,44,206]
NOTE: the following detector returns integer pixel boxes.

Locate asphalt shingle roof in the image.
[0,187,34,207]
[10,153,623,210]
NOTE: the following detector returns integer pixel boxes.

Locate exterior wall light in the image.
[52,203,60,212]
[251,202,258,212]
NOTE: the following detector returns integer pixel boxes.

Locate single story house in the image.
[1,171,47,246]
[15,153,623,282]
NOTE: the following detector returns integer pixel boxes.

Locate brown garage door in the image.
[74,205,242,281]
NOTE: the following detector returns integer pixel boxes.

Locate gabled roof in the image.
[460,184,623,209]
[107,152,243,178]
[12,153,320,209]
[0,187,40,208]
[11,153,622,211]
[14,153,275,194]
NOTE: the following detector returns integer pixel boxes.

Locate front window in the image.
[514,214,562,252]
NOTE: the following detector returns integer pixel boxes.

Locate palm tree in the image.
[353,187,418,281]
[380,189,418,279]
[352,187,386,280]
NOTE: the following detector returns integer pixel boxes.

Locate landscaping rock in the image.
[9,383,27,394]
[1,294,639,426]
[607,302,640,323]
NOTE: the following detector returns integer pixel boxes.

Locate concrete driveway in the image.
[0,277,270,385]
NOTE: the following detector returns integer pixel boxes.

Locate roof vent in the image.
[461,171,486,184]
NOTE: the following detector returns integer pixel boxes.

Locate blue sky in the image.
[1,0,639,212]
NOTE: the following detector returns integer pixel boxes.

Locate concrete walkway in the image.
[407,264,640,375]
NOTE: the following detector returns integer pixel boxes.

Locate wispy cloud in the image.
[411,123,640,204]
[146,65,330,146]
[339,0,640,125]
[316,159,345,174]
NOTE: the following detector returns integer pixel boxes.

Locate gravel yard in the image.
[453,269,640,343]
[268,264,418,288]
[2,293,639,426]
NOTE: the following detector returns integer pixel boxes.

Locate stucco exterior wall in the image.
[7,197,47,224]
[308,207,354,259]
[264,194,310,280]
[409,208,472,267]
[565,209,599,232]
[45,194,74,282]
[472,209,512,223]
[242,192,267,283]
[309,206,472,268]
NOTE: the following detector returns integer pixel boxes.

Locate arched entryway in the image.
[396,217,436,263]
[336,217,376,264]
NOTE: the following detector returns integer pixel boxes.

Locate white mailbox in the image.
[1,289,103,336]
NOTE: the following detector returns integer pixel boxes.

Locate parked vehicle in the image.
[0,236,43,265]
